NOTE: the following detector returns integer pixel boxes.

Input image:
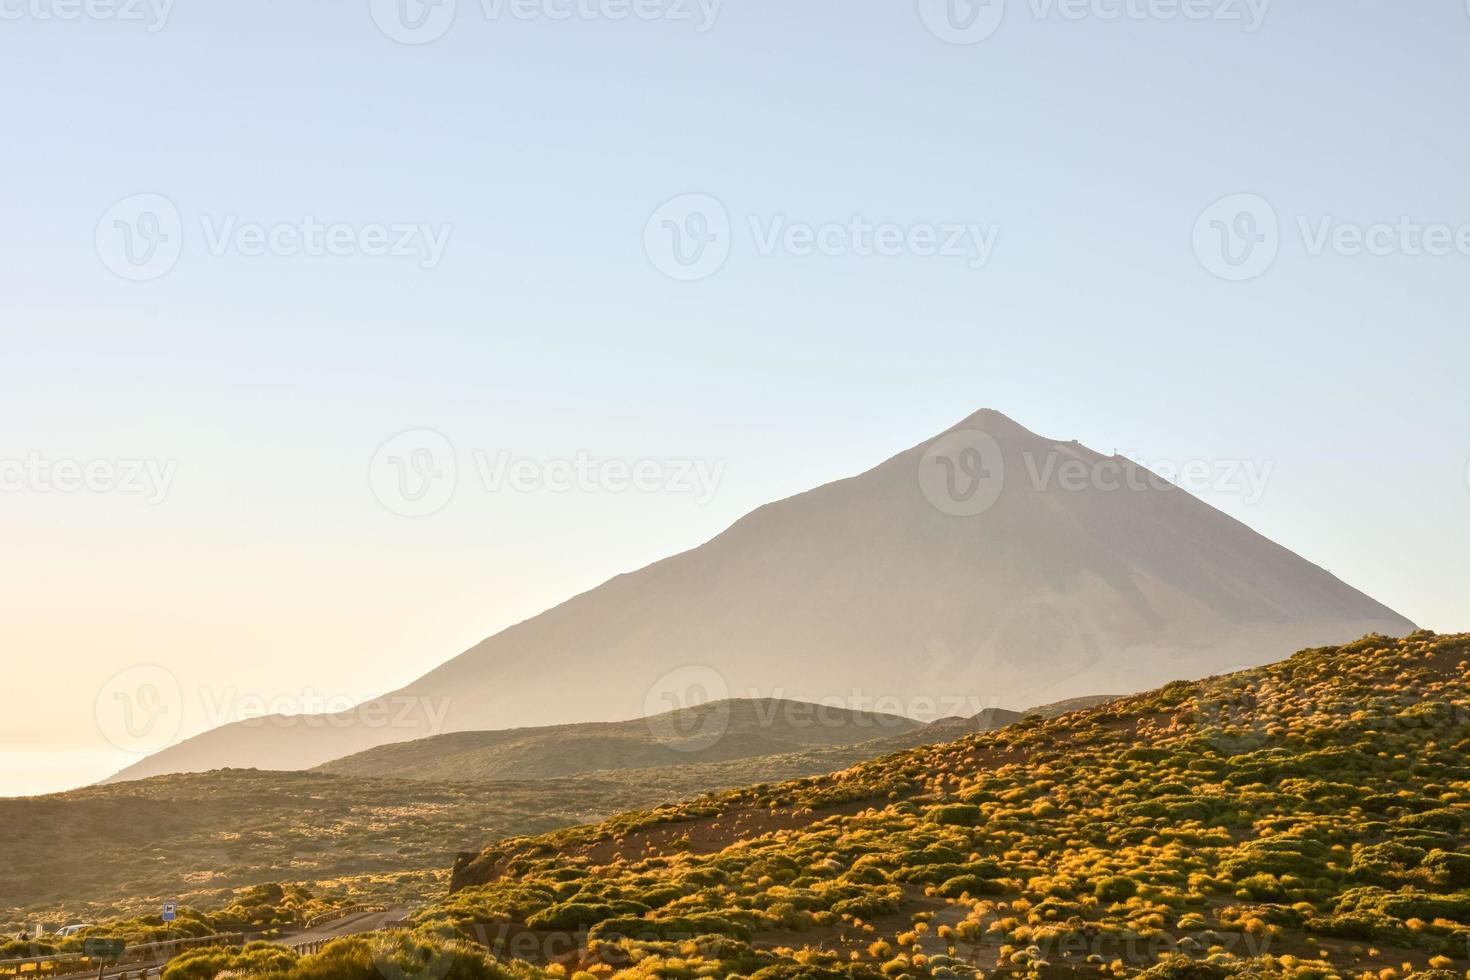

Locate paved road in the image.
[56,908,410,980]
[285,908,409,947]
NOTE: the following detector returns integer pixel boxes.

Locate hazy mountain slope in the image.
[313,700,922,782]
[111,409,1412,782]
[1026,693,1122,718]
[309,696,1108,785]
[922,707,1026,740]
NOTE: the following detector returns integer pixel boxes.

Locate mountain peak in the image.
[945,407,1043,440]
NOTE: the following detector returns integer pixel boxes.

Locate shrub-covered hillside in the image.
[1,711,953,922]
[406,632,1470,979]
[0,769,602,921]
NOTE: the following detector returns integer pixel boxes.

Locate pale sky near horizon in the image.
[2,1,1468,797]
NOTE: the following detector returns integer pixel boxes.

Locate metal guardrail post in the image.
[0,933,249,980]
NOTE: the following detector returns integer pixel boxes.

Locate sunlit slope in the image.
[429,632,1470,978]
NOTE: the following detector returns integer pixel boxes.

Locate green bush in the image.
[524,901,614,930]
[1377,892,1470,924]
[1094,876,1137,902]
[1400,809,1464,833]
[636,886,684,909]
[1425,850,1470,887]
[924,804,981,827]
[1306,913,1401,942]
[1350,842,1425,881]
[1220,837,1328,880]
[289,935,520,980]
[1234,873,1287,901]
[829,886,901,918]
[934,874,1005,898]
[162,941,299,980]
[588,914,752,943]
[1138,953,1233,980]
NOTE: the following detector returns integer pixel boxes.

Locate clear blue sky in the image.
[2,0,1467,796]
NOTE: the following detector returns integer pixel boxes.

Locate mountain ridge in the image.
[108,408,1413,783]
